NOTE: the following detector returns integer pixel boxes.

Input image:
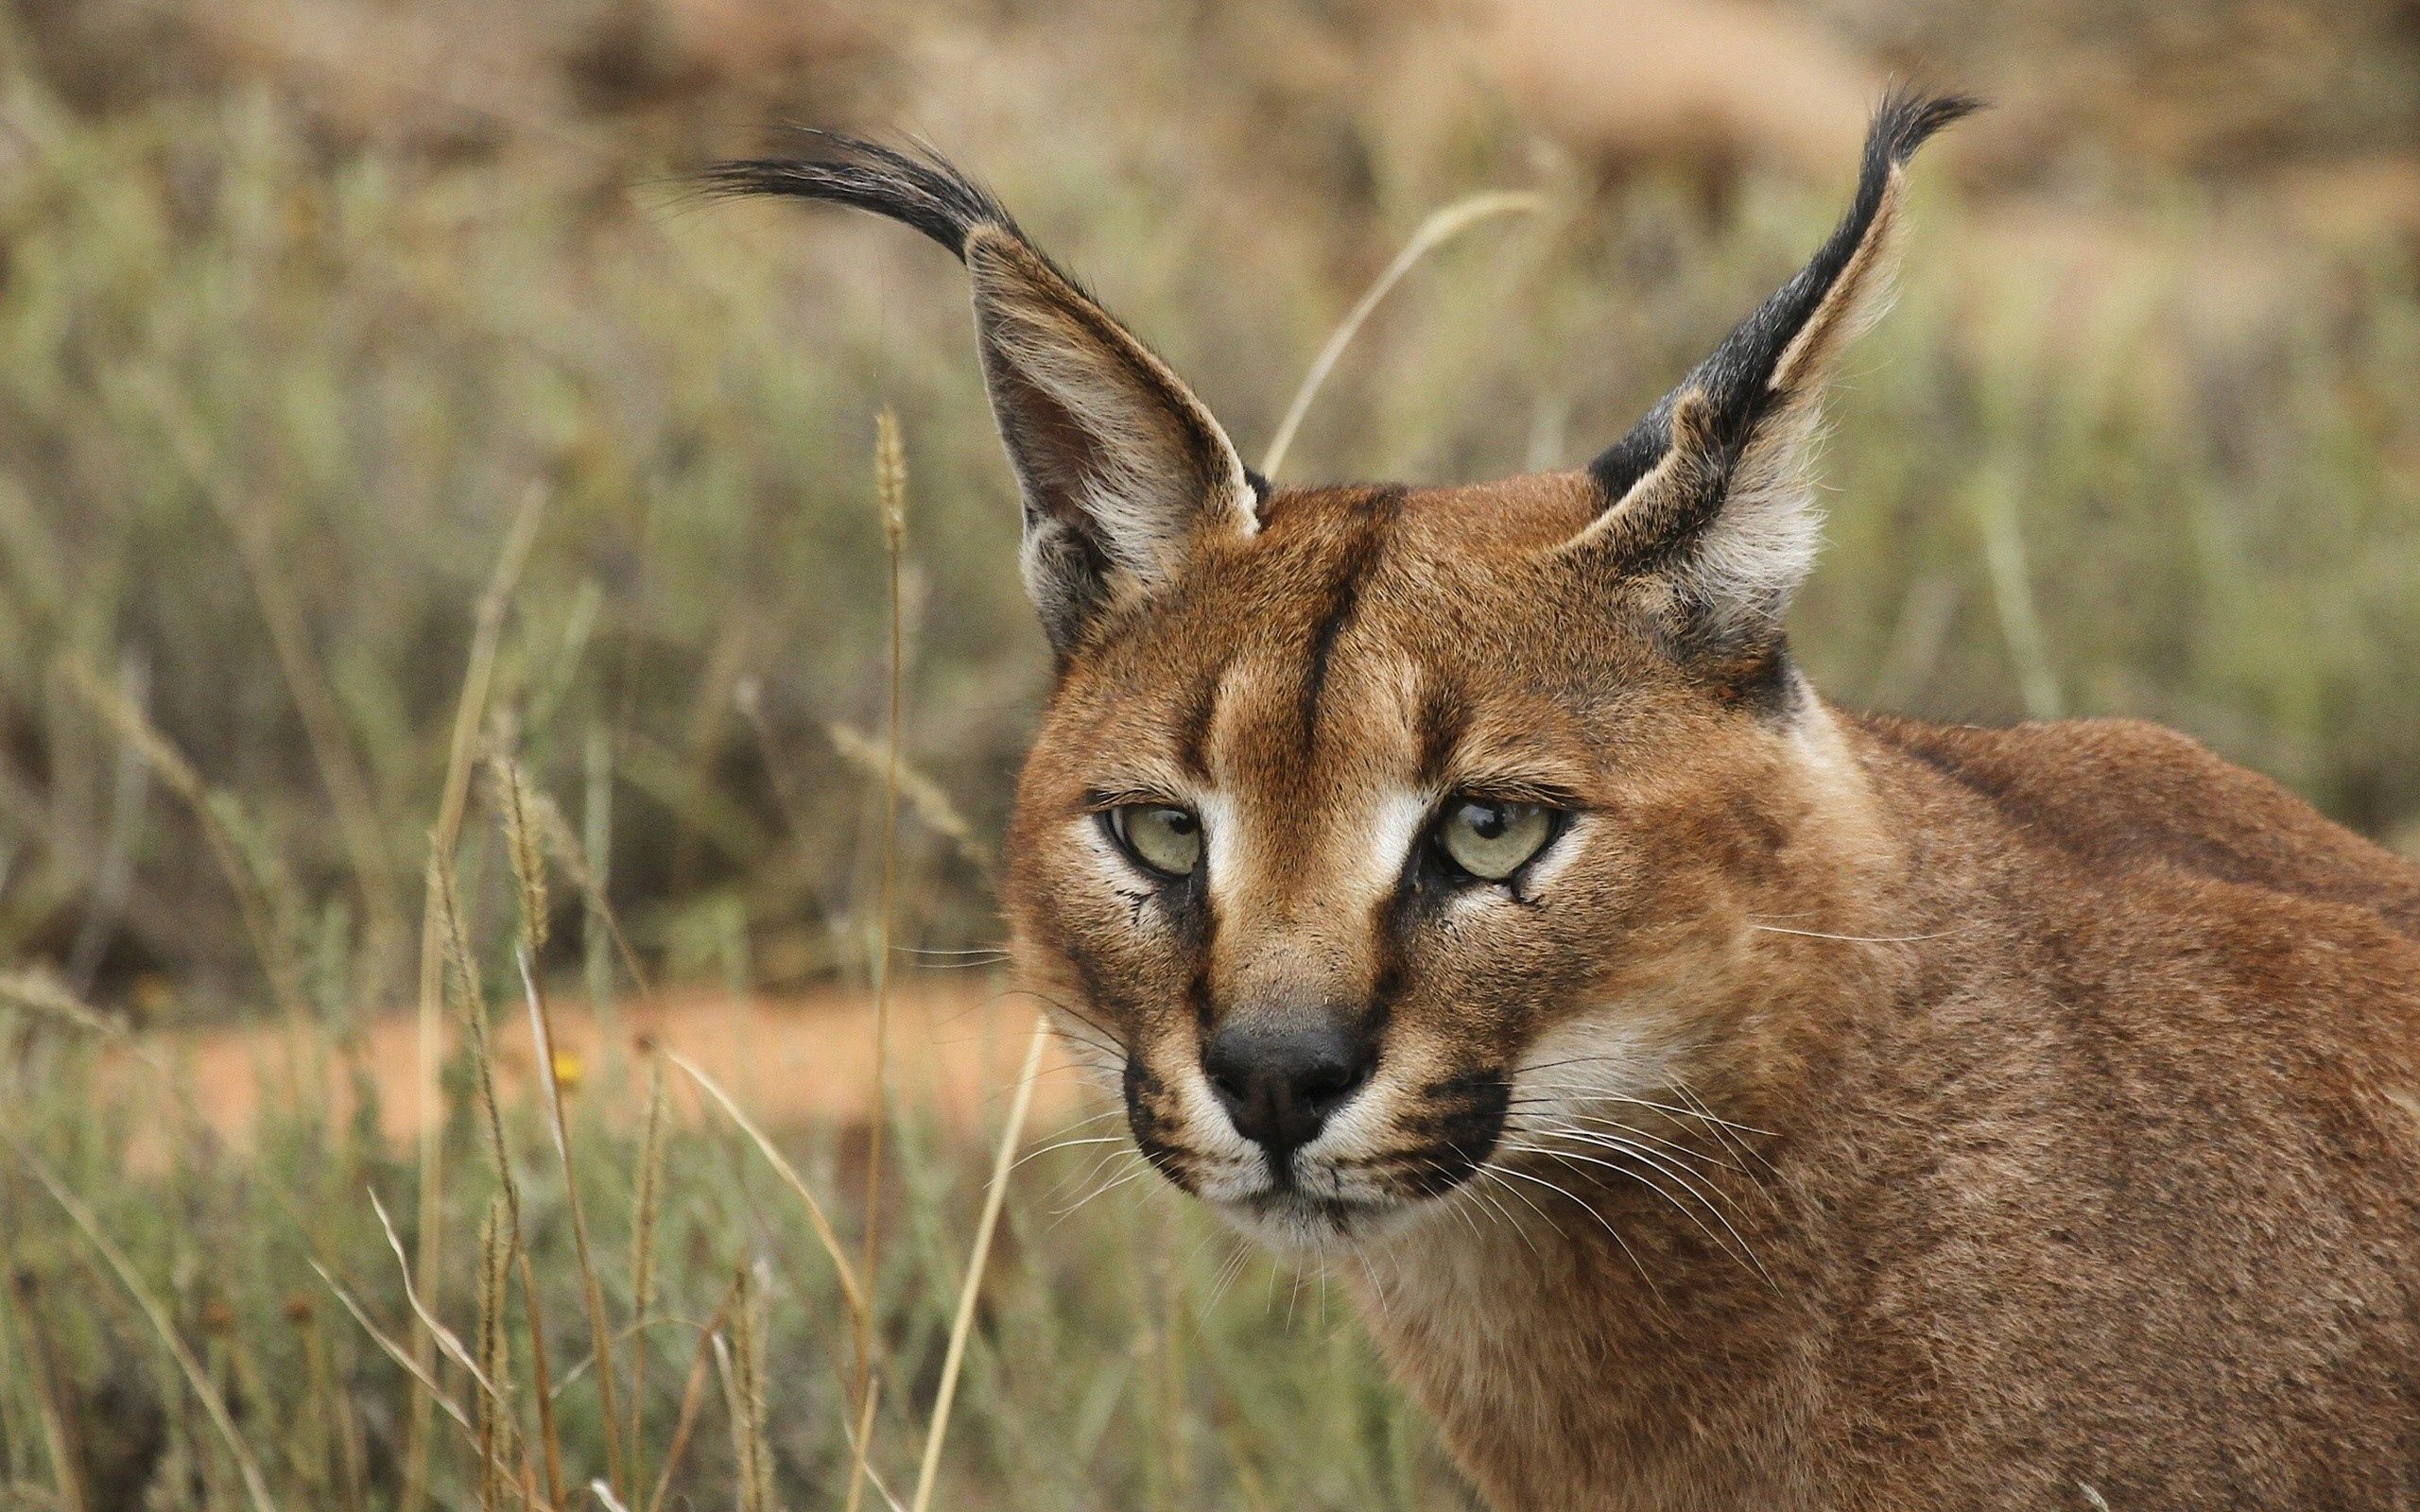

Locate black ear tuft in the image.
[1586,86,1982,503]
[703,130,1258,657]
[699,135,1022,265]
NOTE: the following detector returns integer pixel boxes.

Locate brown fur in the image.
[717,92,2420,1511]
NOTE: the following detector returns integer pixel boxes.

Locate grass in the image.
[2,8,2419,1508]
[1,971,1456,1509]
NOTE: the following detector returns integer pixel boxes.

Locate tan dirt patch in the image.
[105,978,1087,1166]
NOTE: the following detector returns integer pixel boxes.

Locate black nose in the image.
[1201,1014,1376,1158]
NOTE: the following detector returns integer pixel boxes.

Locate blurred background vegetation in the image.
[0,0,2416,1507]
[6,0,2419,1007]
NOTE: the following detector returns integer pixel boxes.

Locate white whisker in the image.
[1484,1161,1663,1302]
[1505,1137,1772,1287]
[1747,922,1965,944]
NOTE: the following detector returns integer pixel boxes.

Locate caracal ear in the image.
[1559,87,1979,672]
[702,138,1260,654]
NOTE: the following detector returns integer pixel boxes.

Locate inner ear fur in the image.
[1561,87,1980,659]
[701,137,1257,655]
[963,228,1259,647]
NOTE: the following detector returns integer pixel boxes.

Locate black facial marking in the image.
[1414,682,1471,791]
[1391,1068,1512,1197]
[1187,968,1215,1035]
[1297,488,1403,752]
[1174,651,1232,784]
[1123,1057,1198,1190]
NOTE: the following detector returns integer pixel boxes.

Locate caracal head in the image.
[711,90,1977,1252]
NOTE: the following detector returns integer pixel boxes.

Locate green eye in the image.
[1108,804,1202,879]
[1436,799,1553,882]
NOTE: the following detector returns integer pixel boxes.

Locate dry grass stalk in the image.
[367,1189,510,1414]
[1259,190,1547,480]
[12,1142,281,1512]
[0,969,121,1039]
[723,1269,775,1512]
[1969,466,2066,719]
[284,1298,331,1509]
[7,1265,90,1512]
[295,1294,368,1512]
[1155,1201,1191,1499]
[308,1258,479,1441]
[436,851,522,1222]
[475,1196,519,1512]
[59,656,305,1020]
[821,723,993,878]
[437,847,567,1505]
[513,1244,568,1507]
[843,1377,892,1512]
[493,755,552,955]
[852,404,911,1510]
[661,1048,872,1349]
[531,788,654,998]
[908,1014,1055,1512]
[629,1057,669,1494]
[132,372,409,993]
[406,484,546,1512]
[517,942,629,1503]
[644,1274,744,1512]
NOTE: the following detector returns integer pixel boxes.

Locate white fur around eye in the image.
[1367,789,1433,891]
[1076,814,1150,895]
[1512,813,1588,892]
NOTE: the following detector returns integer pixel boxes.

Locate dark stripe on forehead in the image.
[1175,648,1233,783]
[1298,488,1405,752]
[1415,680,1470,789]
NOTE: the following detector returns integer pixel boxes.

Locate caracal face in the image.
[1002,473,1843,1254]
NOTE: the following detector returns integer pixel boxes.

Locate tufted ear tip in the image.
[1567,86,1977,661]
[707,133,1254,658]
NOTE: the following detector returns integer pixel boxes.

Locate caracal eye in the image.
[1108,804,1203,879]
[1438,799,1552,882]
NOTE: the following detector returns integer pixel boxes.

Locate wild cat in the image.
[708,90,2420,1510]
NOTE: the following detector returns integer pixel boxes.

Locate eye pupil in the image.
[1467,803,1507,839]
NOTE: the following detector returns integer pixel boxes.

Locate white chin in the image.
[1216,1190,1407,1256]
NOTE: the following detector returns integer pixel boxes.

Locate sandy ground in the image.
[105,977,1090,1164]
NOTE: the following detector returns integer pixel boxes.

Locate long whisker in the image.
[1471,1161,1570,1247]
[1420,1156,1510,1250]
[1506,1133,1744,1240]
[1461,1177,1531,1252]
[1009,1133,1128,1174]
[1523,1109,1739,1172]
[993,986,1132,1055]
[1343,1236,1389,1321]
[1746,922,1967,944]
[1510,1077,1776,1140]
[1482,1161,1663,1303]
[1668,1074,1788,1196]
[1051,1159,1154,1224]
[1517,1125,1743,1212]
[1504,1138,1772,1288]
[1204,1239,1255,1314]
[1041,1143,1138,1208]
